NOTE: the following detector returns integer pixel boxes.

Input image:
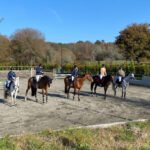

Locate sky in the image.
[0,0,150,43]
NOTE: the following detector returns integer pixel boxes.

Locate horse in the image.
[113,73,135,99]
[4,77,20,105]
[91,75,113,99]
[25,75,52,103]
[64,73,93,101]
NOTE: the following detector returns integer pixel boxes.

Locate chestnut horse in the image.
[91,75,113,99]
[25,75,52,103]
[64,73,93,101]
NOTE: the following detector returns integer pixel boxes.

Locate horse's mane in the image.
[42,75,52,83]
[77,74,85,78]
[78,73,91,78]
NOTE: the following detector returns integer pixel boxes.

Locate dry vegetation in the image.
[0,121,149,150]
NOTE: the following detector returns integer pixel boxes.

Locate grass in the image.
[0,120,149,150]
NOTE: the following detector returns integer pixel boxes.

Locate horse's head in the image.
[85,73,93,82]
[39,75,52,87]
[46,76,53,87]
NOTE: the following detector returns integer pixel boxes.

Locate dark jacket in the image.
[71,67,78,77]
[7,71,16,81]
[36,66,43,75]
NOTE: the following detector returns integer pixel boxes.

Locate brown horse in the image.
[25,75,52,103]
[91,75,113,99]
[64,73,93,101]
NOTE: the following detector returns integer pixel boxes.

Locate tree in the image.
[115,23,150,62]
[0,35,12,63]
[93,43,123,61]
[10,28,48,65]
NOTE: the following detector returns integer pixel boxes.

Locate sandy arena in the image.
[0,77,150,137]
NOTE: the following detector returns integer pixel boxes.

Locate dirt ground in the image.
[0,77,150,137]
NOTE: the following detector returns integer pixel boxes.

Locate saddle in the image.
[5,80,15,93]
[32,77,39,88]
[94,75,103,86]
[116,78,123,86]
[67,76,75,85]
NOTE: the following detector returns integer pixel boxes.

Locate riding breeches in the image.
[118,76,122,82]
[71,76,75,81]
[36,75,43,82]
[99,74,103,80]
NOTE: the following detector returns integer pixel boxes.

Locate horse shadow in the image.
[0,98,6,104]
[47,92,66,99]
[0,98,17,107]
[48,90,92,100]
[109,95,150,110]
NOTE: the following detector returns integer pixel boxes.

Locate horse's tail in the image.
[91,80,95,95]
[31,86,37,96]
[64,78,68,93]
[111,76,115,91]
[65,85,68,93]
[4,90,7,99]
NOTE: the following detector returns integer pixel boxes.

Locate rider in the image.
[6,67,16,90]
[99,64,107,80]
[99,64,107,86]
[117,66,125,82]
[71,65,78,82]
[35,64,44,88]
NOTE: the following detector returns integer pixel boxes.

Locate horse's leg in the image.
[73,88,76,100]
[114,85,117,97]
[91,82,94,96]
[94,83,97,96]
[124,88,126,99]
[45,88,48,103]
[113,83,118,97]
[78,89,80,101]
[67,86,70,99]
[35,89,38,102]
[25,86,30,101]
[121,87,124,98]
[42,89,44,103]
[122,86,126,99]
[104,86,108,100]
[14,90,17,105]
[11,92,14,105]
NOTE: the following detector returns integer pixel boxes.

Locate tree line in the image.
[0,23,150,66]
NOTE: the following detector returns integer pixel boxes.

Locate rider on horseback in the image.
[71,65,78,82]
[6,67,16,90]
[117,66,125,83]
[35,64,44,88]
[99,64,107,85]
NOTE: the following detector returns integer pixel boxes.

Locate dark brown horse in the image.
[64,73,93,101]
[91,75,113,99]
[25,75,52,103]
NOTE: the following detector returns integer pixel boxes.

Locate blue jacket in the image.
[71,67,78,77]
[7,71,16,81]
[36,66,43,75]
